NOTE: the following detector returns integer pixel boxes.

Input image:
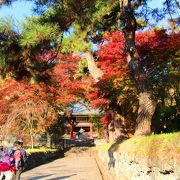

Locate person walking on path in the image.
[0,146,16,180]
[14,140,27,180]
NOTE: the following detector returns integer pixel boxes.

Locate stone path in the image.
[21,147,103,180]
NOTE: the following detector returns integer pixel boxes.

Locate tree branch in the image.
[175,0,180,9]
[133,0,145,9]
[165,0,177,33]
[47,32,64,64]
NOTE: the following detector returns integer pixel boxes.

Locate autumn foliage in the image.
[0,28,179,140]
[85,29,180,132]
[0,52,84,141]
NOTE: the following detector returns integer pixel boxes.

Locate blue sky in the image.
[1,0,178,31]
[0,0,165,23]
[0,1,34,22]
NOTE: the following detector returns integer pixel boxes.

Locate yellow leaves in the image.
[132,105,137,113]
[117,96,124,105]
[123,86,129,91]
[112,77,124,88]
[136,18,147,29]
[29,77,37,85]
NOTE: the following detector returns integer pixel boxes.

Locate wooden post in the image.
[106,127,109,143]
[46,133,51,148]
[70,120,74,139]
[90,123,93,139]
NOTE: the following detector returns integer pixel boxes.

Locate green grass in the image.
[97,143,111,150]
[26,147,58,154]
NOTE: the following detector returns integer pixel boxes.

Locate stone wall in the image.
[96,148,180,180]
[24,150,63,171]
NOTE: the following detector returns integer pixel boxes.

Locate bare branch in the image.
[165,0,178,33]
[175,0,180,9]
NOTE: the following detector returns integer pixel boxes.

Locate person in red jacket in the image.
[0,146,16,180]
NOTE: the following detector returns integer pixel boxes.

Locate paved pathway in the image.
[21,148,103,180]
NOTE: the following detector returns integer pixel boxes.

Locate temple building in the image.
[65,103,100,139]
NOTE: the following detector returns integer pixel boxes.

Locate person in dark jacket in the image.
[15,140,27,180]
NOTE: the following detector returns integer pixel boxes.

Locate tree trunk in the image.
[29,121,34,149]
[109,112,128,142]
[46,133,52,148]
[30,134,34,149]
[114,114,128,139]
[85,51,103,82]
[135,92,156,136]
[119,0,157,136]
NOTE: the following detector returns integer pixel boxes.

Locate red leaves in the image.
[100,112,112,128]
[97,31,128,82]
[85,29,180,124]
[97,31,126,63]
[90,98,110,109]
[1,28,179,134]
[47,53,85,105]
[35,50,57,62]
[136,29,180,62]
[0,78,57,137]
[85,31,130,110]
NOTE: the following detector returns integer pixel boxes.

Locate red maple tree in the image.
[84,29,180,137]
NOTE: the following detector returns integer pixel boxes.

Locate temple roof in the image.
[70,103,100,116]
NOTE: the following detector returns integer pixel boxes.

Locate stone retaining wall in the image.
[96,149,180,180]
